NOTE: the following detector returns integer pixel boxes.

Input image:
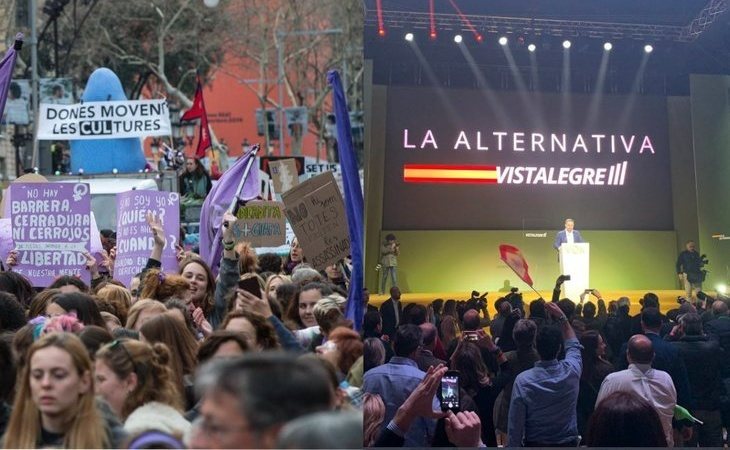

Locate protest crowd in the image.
[0,205,363,448]
[362,277,730,448]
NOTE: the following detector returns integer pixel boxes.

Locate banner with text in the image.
[115,190,180,287]
[37,99,171,140]
[231,201,286,248]
[10,183,91,286]
[281,171,350,271]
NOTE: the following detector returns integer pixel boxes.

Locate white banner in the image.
[37,99,171,140]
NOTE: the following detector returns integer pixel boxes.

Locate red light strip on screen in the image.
[403,164,498,184]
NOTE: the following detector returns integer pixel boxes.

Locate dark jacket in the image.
[415,348,446,372]
[676,250,703,282]
[671,334,728,410]
[380,298,402,339]
[706,316,730,352]
[619,332,693,408]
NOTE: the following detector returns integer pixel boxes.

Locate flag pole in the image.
[503,264,545,300]
[226,144,260,214]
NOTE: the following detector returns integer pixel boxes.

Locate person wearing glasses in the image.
[3,333,123,448]
[94,338,191,440]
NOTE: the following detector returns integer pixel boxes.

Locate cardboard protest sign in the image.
[37,99,171,140]
[115,190,180,287]
[281,171,350,270]
[269,159,300,193]
[10,182,91,286]
[231,201,286,248]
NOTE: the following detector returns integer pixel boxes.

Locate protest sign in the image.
[231,201,286,248]
[10,182,91,286]
[281,171,350,271]
[37,99,171,140]
[115,190,180,287]
[269,159,300,193]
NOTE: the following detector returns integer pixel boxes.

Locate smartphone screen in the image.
[238,277,262,298]
[440,372,460,411]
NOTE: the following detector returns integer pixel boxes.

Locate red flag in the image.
[181,78,211,158]
[499,244,534,286]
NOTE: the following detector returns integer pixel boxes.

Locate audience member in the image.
[670,312,727,446]
[508,302,582,447]
[363,324,435,447]
[597,334,676,445]
[586,391,668,447]
[189,353,333,448]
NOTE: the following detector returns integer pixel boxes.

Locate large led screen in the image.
[382,86,674,230]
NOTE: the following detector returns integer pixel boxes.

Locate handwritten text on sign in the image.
[115,191,180,287]
[232,201,286,248]
[10,183,91,286]
[281,171,350,271]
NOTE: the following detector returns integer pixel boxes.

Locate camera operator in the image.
[676,240,705,300]
[380,234,400,294]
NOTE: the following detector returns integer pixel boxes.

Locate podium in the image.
[559,243,590,301]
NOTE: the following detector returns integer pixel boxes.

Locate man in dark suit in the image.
[416,323,446,371]
[706,300,730,351]
[553,218,584,250]
[380,286,403,340]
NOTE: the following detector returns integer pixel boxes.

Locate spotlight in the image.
[603,42,613,51]
[454,34,463,43]
[527,43,536,52]
[429,31,437,40]
[475,34,483,43]
[644,44,653,53]
[562,40,571,49]
[498,36,508,46]
[405,32,414,42]
[378,29,386,37]
[718,284,727,295]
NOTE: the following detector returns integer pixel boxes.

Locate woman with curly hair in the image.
[221,310,280,351]
[139,269,189,303]
[95,339,190,439]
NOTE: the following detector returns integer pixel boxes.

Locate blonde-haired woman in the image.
[95,283,132,324]
[95,339,190,439]
[3,333,113,448]
[125,299,167,331]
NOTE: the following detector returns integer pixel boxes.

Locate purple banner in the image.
[10,182,91,286]
[115,190,180,287]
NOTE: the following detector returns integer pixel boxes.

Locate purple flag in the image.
[0,34,23,120]
[115,190,180,287]
[10,182,91,287]
[199,147,260,275]
[327,70,364,331]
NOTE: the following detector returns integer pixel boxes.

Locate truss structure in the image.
[365,0,728,42]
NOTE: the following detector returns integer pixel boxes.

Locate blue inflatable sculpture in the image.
[70,68,147,174]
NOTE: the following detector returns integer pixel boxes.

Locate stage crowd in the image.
[363,278,730,447]
[0,211,362,448]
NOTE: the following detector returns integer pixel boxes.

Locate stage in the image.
[369,290,691,316]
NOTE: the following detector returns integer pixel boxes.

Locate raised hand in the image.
[236,289,273,318]
[146,211,166,248]
[445,411,483,448]
[5,249,18,269]
[84,251,100,279]
[192,306,213,337]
